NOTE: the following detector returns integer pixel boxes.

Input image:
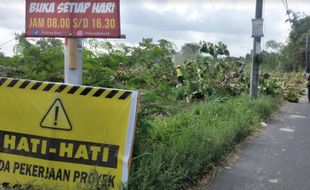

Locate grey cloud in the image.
[122,4,253,35]
[0,0,308,57]
[119,22,253,56]
[0,4,24,30]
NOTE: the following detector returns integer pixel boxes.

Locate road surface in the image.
[207,95,310,190]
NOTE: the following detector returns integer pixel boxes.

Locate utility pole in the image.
[250,0,264,98]
[306,34,309,73]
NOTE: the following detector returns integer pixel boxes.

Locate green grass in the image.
[128,95,280,190]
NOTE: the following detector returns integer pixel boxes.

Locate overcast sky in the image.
[0,0,309,57]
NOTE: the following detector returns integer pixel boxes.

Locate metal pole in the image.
[306,34,309,73]
[64,38,83,85]
[250,0,264,98]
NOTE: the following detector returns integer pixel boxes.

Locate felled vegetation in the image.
[260,72,306,102]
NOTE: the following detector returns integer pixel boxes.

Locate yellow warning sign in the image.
[40,98,72,131]
[0,77,139,189]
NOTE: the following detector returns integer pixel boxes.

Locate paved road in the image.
[208,96,310,190]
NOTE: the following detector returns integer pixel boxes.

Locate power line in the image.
[0,38,15,48]
[281,0,288,10]
[0,34,13,43]
[281,0,293,28]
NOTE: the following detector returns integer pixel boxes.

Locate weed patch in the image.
[128,96,279,190]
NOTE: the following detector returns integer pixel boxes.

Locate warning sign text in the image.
[0,159,115,187]
[0,131,119,168]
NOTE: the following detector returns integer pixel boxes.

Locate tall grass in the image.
[128,96,279,190]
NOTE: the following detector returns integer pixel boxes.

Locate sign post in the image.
[25,0,122,85]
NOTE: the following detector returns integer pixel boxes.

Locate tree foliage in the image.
[9,34,64,81]
[0,35,302,104]
[282,12,310,71]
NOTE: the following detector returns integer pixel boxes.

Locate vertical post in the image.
[306,34,309,73]
[250,0,264,98]
[64,38,83,85]
[68,39,77,69]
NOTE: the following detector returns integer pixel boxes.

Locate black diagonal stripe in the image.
[68,86,80,94]
[0,78,7,86]
[119,91,132,100]
[93,88,106,97]
[55,84,67,93]
[7,79,19,87]
[80,87,93,96]
[43,83,55,91]
[19,80,31,89]
[31,82,43,90]
[106,90,119,98]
